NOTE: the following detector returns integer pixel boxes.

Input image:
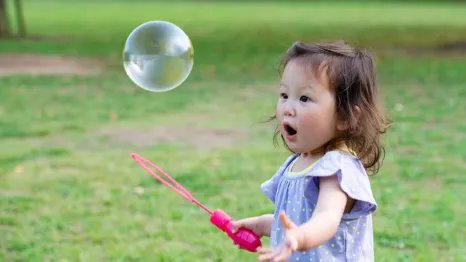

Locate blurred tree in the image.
[0,0,26,38]
[0,0,10,36]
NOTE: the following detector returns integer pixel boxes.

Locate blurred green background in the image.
[1,0,465,261]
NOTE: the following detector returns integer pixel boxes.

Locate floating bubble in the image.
[123,21,194,92]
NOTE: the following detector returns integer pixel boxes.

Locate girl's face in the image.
[276,60,344,155]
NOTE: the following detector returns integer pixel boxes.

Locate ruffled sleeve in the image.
[305,151,378,219]
[260,154,298,203]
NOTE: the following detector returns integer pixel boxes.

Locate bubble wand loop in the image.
[130,153,262,252]
[131,153,213,215]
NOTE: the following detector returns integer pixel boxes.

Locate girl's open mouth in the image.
[283,123,297,139]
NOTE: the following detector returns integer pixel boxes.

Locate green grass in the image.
[1,1,466,261]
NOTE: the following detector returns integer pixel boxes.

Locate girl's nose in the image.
[284,103,295,117]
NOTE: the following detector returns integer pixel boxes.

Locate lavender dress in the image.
[261,150,377,261]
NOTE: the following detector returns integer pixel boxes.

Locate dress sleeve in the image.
[260,154,297,203]
[305,151,378,219]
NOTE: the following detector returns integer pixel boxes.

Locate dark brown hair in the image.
[270,40,391,175]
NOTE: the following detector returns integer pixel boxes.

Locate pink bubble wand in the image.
[130,153,262,252]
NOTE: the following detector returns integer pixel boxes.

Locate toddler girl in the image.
[232,40,390,262]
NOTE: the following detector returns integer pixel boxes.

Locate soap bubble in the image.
[123,21,194,92]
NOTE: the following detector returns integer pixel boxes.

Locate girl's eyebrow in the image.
[281,82,316,91]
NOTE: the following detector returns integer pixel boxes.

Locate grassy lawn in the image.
[1,1,466,261]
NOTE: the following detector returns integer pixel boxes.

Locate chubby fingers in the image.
[257,246,292,262]
[279,211,296,230]
[231,219,246,233]
[230,222,239,233]
[271,248,293,262]
[257,247,280,262]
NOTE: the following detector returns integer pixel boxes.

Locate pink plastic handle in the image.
[210,209,262,252]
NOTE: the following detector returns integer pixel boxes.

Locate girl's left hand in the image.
[257,211,302,262]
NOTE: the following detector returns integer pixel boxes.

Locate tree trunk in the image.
[14,0,25,36]
[0,0,10,37]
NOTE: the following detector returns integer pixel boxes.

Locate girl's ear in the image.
[353,105,361,122]
[337,105,361,131]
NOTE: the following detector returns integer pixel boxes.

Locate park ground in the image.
[1,1,466,261]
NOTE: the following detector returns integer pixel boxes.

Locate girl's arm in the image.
[294,175,353,250]
[231,214,274,237]
[256,214,274,237]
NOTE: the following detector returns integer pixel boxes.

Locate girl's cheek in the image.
[300,111,314,123]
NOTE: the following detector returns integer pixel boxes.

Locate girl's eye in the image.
[300,96,311,102]
[280,93,288,99]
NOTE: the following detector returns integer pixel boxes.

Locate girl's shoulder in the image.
[313,149,366,177]
[311,150,378,219]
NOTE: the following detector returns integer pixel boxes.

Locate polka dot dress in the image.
[261,151,377,261]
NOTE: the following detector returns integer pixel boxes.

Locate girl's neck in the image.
[301,140,348,159]
[292,141,350,173]
[299,151,323,161]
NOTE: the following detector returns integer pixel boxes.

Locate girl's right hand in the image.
[231,216,264,237]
